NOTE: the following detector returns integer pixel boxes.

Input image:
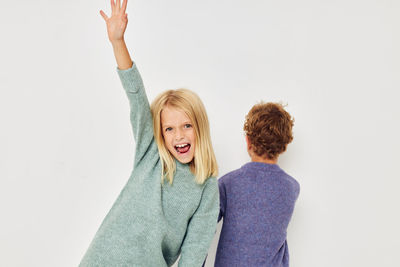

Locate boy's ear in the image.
[245,135,252,151]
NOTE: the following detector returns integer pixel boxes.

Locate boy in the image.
[215,102,300,267]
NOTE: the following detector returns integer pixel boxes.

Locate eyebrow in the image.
[162,121,192,128]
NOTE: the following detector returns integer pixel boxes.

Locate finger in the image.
[110,0,115,15]
[121,0,128,14]
[116,0,121,12]
[100,10,109,21]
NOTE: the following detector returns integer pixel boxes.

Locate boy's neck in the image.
[250,154,278,164]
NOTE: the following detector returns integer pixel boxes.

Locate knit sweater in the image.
[215,162,299,267]
[79,63,219,267]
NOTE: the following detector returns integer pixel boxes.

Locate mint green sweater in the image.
[79,64,219,267]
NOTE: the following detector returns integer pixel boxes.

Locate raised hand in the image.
[100,0,128,43]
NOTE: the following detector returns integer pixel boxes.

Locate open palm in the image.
[100,0,128,42]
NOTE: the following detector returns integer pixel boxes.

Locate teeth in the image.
[175,144,188,148]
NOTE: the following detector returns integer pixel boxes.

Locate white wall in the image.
[1,0,399,266]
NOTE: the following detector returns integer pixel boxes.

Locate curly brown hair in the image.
[244,102,294,160]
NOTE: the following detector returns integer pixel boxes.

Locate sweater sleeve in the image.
[178,178,219,267]
[116,63,156,166]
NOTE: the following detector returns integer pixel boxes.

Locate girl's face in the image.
[161,106,196,164]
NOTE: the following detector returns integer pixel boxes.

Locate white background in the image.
[1,0,399,266]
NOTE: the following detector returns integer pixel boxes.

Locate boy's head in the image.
[244,102,294,161]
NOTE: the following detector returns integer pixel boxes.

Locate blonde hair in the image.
[151,89,218,184]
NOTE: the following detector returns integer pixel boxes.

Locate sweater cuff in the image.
[116,63,141,93]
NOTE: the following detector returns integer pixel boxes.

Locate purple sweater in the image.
[215,162,300,267]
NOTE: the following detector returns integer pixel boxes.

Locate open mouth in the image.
[175,143,191,154]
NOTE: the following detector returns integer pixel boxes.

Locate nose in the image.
[175,128,184,140]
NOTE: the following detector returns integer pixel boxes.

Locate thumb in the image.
[100,10,109,21]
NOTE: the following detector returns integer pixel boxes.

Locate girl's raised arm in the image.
[100,0,156,164]
[100,0,132,70]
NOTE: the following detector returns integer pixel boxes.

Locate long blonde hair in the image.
[150,89,218,184]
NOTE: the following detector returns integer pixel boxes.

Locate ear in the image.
[245,135,252,151]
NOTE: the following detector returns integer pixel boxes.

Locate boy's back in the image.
[215,162,299,267]
[215,101,299,267]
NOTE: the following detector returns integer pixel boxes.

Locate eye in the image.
[165,127,173,132]
[184,124,192,128]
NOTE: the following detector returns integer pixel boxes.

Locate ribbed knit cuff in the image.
[116,63,141,93]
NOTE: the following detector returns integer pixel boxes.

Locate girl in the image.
[79,0,219,266]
